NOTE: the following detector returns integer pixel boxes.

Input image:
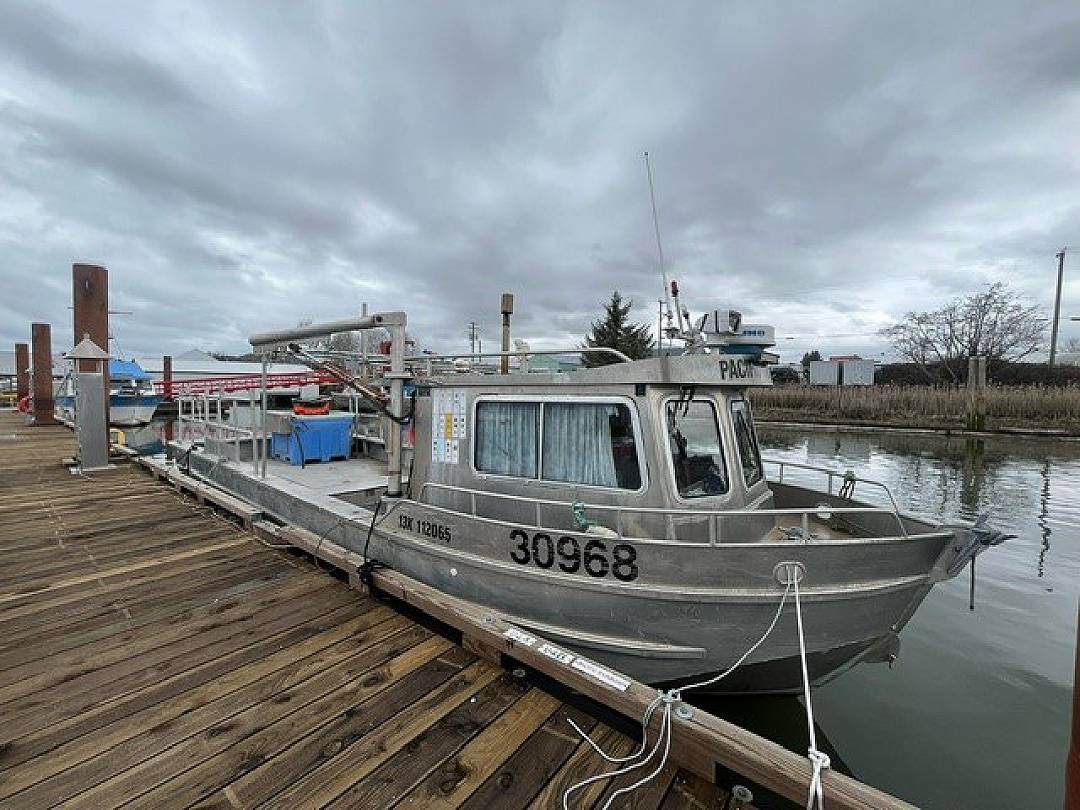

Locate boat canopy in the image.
[109,359,152,380]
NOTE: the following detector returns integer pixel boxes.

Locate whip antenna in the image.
[645,152,680,334]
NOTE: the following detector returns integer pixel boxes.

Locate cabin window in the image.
[475,402,540,478]
[730,398,764,487]
[474,399,643,490]
[542,403,641,490]
[666,400,729,497]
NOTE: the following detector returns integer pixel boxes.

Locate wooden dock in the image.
[0,411,741,809]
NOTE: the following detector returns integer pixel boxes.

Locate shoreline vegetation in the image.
[750,384,1080,436]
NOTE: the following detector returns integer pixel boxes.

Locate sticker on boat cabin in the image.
[571,657,632,691]
[537,642,576,665]
[431,389,466,464]
[504,627,538,647]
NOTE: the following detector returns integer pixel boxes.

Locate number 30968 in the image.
[508,529,639,582]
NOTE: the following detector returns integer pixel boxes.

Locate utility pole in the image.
[1050,247,1067,370]
[499,294,514,375]
[466,321,480,360]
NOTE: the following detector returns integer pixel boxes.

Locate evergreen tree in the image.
[582,291,655,367]
[800,350,822,370]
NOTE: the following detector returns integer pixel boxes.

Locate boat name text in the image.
[717,358,752,380]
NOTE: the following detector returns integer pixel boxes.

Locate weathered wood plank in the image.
[526,725,637,810]
[252,662,502,810]
[67,639,461,810]
[315,675,529,810]
[0,597,367,743]
[0,604,395,774]
[0,572,344,699]
[395,688,564,809]
[453,704,599,810]
[1,617,421,808]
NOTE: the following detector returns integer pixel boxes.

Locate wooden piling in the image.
[162,354,173,400]
[29,323,56,425]
[965,355,987,431]
[72,263,110,445]
[14,342,29,400]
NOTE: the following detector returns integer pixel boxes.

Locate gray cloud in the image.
[1,0,1078,364]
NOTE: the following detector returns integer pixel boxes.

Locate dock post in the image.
[162,355,173,400]
[965,355,987,431]
[72,263,109,446]
[14,342,29,401]
[500,293,514,374]
[30,323,57,425]
[1068,599,1080,810]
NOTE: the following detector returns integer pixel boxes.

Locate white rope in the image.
[793,572,830,810]
[561,580,793,809]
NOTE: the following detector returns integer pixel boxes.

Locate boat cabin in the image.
[411,354,778,543]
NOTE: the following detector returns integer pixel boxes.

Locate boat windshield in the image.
[665,399,728,498]
[730,397,763,487]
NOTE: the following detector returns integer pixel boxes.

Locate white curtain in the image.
[542,403,618,487]
[475,402,538,477]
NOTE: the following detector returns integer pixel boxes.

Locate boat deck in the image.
[0,411,735,809]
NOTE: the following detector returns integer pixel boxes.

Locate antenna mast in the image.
[645,152,681,336]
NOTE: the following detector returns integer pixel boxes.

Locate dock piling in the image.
[30,322,56,425]
[14,341,29,401]
[72,263,110,446]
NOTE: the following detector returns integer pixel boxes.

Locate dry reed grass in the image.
[750,384,1080,428]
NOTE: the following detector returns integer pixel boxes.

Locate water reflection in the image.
[1039,457,1051,579]
[716,426,1080,810]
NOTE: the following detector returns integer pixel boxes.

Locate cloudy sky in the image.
[1,0,1078,364]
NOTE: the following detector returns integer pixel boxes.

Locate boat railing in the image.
[177,392,255,466]
[417,481,910,543]
[762,458,903,514]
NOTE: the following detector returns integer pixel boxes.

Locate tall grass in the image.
[750,384,1080,428]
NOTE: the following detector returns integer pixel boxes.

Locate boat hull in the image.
[368,511,952,694]
[56,394,162,426]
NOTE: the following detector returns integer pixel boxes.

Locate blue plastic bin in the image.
[270,415,353,466]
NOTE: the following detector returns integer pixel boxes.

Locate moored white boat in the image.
[56,358,163,426]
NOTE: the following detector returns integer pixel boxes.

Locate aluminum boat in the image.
[233,308,1005,695]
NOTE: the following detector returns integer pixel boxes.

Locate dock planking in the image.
[0,411,740,809]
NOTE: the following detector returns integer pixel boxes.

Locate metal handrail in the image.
[762,457,903,514]
[417,481,912,543]
[176,393,254,465]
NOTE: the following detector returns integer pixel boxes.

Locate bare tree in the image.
[328,331,361,353]
[880,282,1045,382]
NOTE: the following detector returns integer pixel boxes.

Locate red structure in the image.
[156,371,336,398]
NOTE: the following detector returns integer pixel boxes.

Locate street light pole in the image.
[1050,247,1067,370]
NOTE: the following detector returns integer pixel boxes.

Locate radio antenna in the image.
[644,152,681,335]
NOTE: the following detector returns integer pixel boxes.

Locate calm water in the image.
[133,417,1075,807]
[698,427,1079,810]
